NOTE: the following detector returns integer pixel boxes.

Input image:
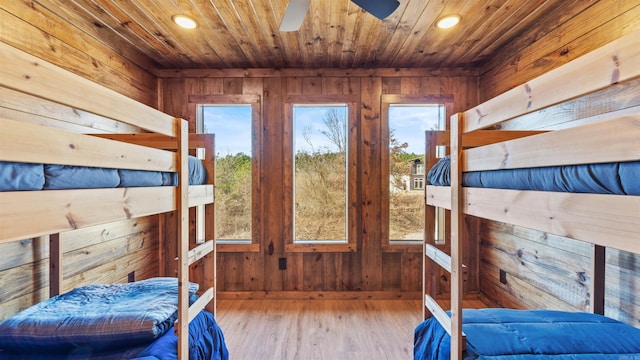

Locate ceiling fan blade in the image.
[279,0,311,32]
[351,0,400,20]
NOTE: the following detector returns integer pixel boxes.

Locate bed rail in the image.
[0,42,175,136]
[462,28,640,133]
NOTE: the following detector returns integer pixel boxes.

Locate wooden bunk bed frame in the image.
[423,30,640,359]
[0,42,215,360]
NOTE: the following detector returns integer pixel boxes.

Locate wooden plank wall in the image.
[477,2,640,326]
[0,0,158,107]
[158,71,479,298]
[0,2,159,320]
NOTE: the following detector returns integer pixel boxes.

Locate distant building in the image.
[409,158,425,190]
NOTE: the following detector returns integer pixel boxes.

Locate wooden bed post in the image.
[49,233,62,297]
[175,118,190,360]
[450,113,465,360]
[590,244,606,315]
[424,131,438,319]
[203,134,216,315]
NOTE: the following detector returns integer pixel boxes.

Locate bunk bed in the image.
[415,30,640,359]
[0,41,227,359]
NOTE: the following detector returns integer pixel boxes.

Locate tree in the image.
[389,128,412,189]
[320,109,347,153]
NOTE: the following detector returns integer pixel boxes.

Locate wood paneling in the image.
[12,0,596,70]
[480,220,640,326]
[159,72,478,296]
[0,218,158,321]
[480,1,640,100]
[0,1,157,107]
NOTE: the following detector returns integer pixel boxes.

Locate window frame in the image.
[191,94,262,253]
[283,95,358,253]
[381,94,453,252]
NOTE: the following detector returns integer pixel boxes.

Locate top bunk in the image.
[0,40,214,244]
[424,29,640,255]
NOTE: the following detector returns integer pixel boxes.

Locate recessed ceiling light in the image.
[436,15,461,29]
[172,15,197,29]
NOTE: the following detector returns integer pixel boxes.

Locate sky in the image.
[202,105,252,156]
[388,105,443,154]
[202,104,443,156]
[294,105,347,153]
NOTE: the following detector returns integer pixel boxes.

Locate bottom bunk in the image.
[414,308,640,359]
[0,277,228,360]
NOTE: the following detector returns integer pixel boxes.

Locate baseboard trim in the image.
[217,291,422,300]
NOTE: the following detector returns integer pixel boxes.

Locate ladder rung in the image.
[188,240,214,265]
[188,287,214,322]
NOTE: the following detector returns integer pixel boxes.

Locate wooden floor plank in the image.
[216,299,422,360]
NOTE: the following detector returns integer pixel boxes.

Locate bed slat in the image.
[426,185,453,210]
[0,118,176,171]
[465,188,640,254]
[465,114,640,171]
[0,42,175,136]
[463,28,640,132]
[0,185,213,244]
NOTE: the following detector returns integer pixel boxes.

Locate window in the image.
[195,94,261,252]
[293,105,348,243]
[381,95,449,249]
[284,95,358,252]
[413,177,424,190]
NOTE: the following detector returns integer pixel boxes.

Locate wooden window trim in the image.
[381,94,453,253]
[189,94,262,253]
[283,95,359,253]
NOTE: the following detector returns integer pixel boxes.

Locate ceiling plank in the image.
[9,0,600,70]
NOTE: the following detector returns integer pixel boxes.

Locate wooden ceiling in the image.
[46,0,574,70]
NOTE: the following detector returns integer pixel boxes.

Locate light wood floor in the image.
[216,299,423,360]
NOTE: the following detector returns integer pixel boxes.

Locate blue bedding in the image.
[427,156,640,195]
[0,155,207,191]
[0,278,198,352]
[133,310,229,360]
[414,308,640,359]
[0,311,228,360]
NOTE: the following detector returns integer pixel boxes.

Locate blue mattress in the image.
[414,308,640,359]
[0,155,207,191]
[427,157,640,195]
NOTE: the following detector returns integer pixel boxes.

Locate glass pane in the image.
[294,105,348,242]
[388,104,443,241]
[202,105,252,241]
